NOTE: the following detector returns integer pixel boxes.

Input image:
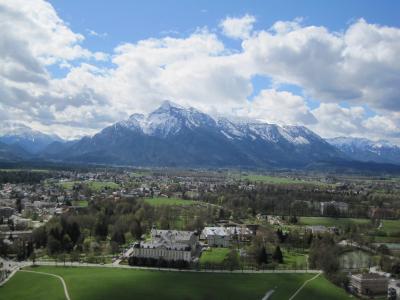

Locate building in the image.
[350,273,388,296]
[320,201,349,215]
[131,229,198,262]
[201,226,253,247]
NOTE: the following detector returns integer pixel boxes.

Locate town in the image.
[1,167,400,299]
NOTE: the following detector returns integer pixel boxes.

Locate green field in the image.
[236,174,328,187]
[59,181,119,191]
[0,266,350,300]
[299,217,370,227]
[143,197,199,206]
[72,200,88,207]
[200,248,230,265]
[381,220,400,235]
[295,274,351,300]
[282,251,308,269]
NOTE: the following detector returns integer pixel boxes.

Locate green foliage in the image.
[272,246,283,263]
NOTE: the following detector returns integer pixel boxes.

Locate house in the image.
[201,227,230,247]
[201,226,253,247]
[131,229,198,262]
[350,273,388,296]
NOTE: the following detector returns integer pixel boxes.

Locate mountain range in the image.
[2,101,400,170]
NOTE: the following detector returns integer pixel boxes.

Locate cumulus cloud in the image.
[243,18,400,113]
[220,14,256,40]
[1,2,400,143]
[243,89,317,125]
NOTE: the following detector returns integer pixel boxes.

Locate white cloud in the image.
[243,18,400,113]
[243,89,317,125]
[220,14,256,40]
[1,1,400,144]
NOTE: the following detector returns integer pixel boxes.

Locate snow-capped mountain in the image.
[0,122,62,154]
[49,100,342,168]
[327,137,400,165]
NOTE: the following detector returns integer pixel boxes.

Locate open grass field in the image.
[295,274,351,300]
[282,250,308,269]
[381,220,400,235]
[234,174,330,187]
[0,266,350,300]
[71,200,88,207]
[59,181,119,191]
[143,197,199,206]
[199,248,230,265]
[298,216,370,227]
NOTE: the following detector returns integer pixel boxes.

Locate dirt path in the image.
[20,269,71,300]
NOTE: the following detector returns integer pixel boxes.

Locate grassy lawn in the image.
[299,217,370,227]
[72,200,88,207]
[282,250,308,269]
[381,220,400,235]
[59,181,119,191]
[143,197,199,206]
[0,266,349,300]
[237,174,329,187]
[200,248,230,265]
[0,270,65,300]
[86,181,119,191]
[295,274,352,300]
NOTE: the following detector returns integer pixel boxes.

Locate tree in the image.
[94,214,108,240]
[111,230,126,245]
[15,198,23,213]
[272,246,283,263]
[130,219,142,240]
[256,246,268,266]
[224,249,240,270]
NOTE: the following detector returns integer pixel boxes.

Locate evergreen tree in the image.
[272,245,283,263]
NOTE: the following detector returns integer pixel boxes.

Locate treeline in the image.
[199,183,373,218]
[0,170,53,184]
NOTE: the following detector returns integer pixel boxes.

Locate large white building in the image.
[131,229,198,262]
[201,226,252,247]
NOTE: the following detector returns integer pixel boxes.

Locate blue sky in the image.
[48,0,400,108]
[49,0,400,51]
[1,0,400,141]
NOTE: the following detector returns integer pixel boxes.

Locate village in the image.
[1,168,400,299]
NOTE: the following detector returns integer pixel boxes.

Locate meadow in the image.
[0,266,351,300]
[59,181,119,191]
[143,197,199,206]
[298,216,370,227]
[199,248,230,265]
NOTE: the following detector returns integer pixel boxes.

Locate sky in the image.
[1,0,400,142]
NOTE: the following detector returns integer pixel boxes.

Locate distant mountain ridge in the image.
[44,100,342,168]
[0,122,62,154]
[2,101,400,170]
[327,137,400,165]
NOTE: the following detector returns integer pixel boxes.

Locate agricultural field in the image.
[143,197,199,207]
[199,248,230,265]
[298,217,370,227]
[0,266,351,300]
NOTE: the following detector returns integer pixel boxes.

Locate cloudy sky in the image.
[1,0,400,142]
